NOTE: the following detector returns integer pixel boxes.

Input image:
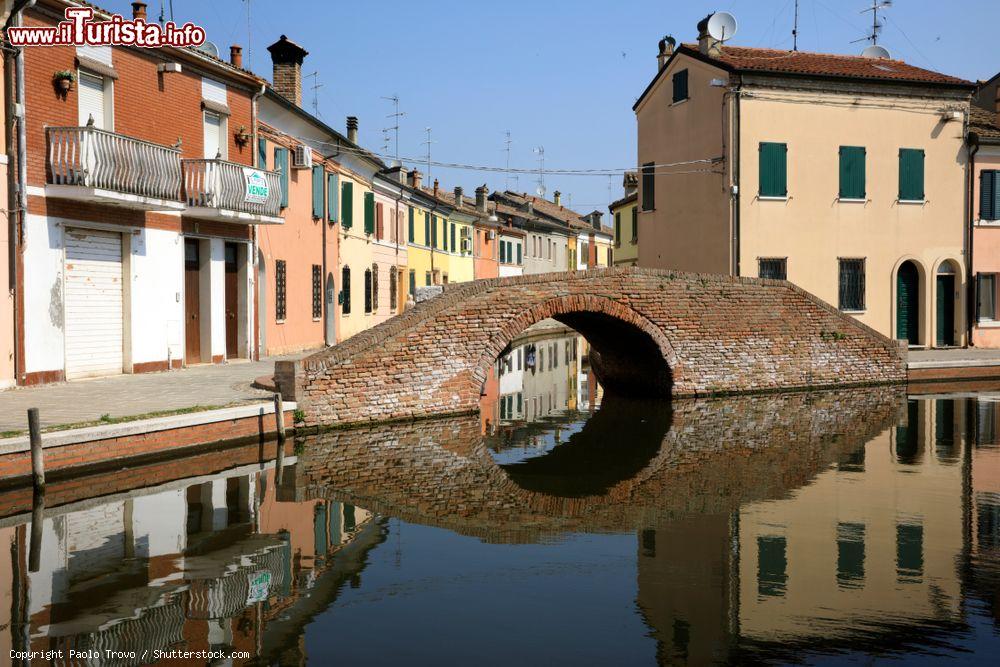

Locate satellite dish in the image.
[194,41,220,59]
[536,185,546,197]
[707,12,738,42]
[860,44,891,59]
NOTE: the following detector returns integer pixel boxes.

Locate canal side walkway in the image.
[0,355,308,434]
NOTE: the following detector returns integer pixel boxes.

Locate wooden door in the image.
[936,274,955,347]
[225,242,239,359]
[896,262,919,344]
[184,239,201,364]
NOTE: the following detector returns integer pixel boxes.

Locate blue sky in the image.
[101,0,999,212]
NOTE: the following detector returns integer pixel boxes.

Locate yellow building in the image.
[421,180,476,284]
[633,18,976,346]
[610,172,639,266]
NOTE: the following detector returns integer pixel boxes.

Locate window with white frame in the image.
[203,111,225,159]
[979,274,997,322]
[77,70,111,129]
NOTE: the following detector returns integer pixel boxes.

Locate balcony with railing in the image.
[182,159,283,225]
[46,126,184,211]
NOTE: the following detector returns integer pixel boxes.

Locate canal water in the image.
[2,331,1000,665]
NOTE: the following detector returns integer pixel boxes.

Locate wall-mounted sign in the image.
[243,168,269,204]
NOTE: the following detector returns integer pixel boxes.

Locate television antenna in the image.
[305,72,323,116]
[422,127,435,182]
[503,131,513,191]
[533,146,546,197]
[707,12,738,43]
[382,95,405,161]
[792,0,799,51]
[855,0,892,46]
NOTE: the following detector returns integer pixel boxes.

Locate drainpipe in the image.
[251,82,265,360]
[967,132,980,347]
[6,0,35,384]
[731,80,742,277]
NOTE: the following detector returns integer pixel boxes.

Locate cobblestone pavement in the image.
[0,354,308,432]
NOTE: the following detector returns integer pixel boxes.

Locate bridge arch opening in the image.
[477,294,676,399]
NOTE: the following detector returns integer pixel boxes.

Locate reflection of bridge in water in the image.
[287,387,904,543]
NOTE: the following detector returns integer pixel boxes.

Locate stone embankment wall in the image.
[276,267,906,427]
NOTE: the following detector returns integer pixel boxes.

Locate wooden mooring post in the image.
[27,408,44,572]
[274,394,286,485]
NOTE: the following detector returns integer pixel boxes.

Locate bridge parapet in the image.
[276,267,906,427]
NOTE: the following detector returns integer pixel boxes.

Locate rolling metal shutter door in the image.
[64,228,123,380]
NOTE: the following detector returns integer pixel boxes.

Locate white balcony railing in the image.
[47,126,182,202]
[182,159,283,219]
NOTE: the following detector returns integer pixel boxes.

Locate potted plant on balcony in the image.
[53,70,75,93]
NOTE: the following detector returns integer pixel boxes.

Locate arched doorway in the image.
[936,263,956,347]
[896,261,920,345]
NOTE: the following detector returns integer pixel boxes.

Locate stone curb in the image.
[0,401,298,456]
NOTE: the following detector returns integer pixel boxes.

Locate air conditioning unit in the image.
[292,144,312,169]
[487,230,496,240]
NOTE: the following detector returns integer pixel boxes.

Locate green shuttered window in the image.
[982,170,1000,221]
[341,181,354,228]
[839,146,866,200]
[430,215,438,247]
[408,207,415,242]
[672,69,688,103]
[363,192,375,235]
[257,137,267,169]
[759,142,787,197]
[327,173,338,222]
[898,148,925,201]
[311,165,324,219]
[641,162,655,211]
[274,148,289,209]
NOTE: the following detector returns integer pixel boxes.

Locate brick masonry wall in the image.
[279,267,907,426]
[291,387,902,542]
[0,409,296,482]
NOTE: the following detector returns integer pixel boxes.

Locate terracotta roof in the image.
[609,191,638,212]
[970,105,1000,142]
[496,191,590,229]
[636,43,974,110]
[687,44,973,86]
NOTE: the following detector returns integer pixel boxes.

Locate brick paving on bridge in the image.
[0,355,308,432]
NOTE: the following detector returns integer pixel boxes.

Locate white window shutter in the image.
[78,71,106,129]
[203,112,222,159]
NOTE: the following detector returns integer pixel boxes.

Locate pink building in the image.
[970,100,1000,347]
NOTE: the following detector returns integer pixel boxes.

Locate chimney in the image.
[454,186,464,207]
[229,45,243,69]
[267,35,309,107]
[588,211,604,231]
[131,2,147,21]
[346,116,358,144]
[433,178,439,198]
[475,185,488,213]
[409,170,423,190]
[657,35,675,70]
[553,191,561,207]
[623,171,638,198]
[697,14,722,56]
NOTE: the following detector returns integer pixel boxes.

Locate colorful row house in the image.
[10,0,282,384]
[634,16,977,347]
[969,83,1000,347]
[610,172,639,267]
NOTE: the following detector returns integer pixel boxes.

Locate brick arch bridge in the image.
[277,267,906,427]
[286,387,902,542]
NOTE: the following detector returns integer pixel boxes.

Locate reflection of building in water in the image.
[0,463,375,665]
[638,397,974,662]
[970,397,1000,626]
[493,331,588,425]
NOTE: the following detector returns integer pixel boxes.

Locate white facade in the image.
[22,210,252,380]
[498,231,524,278]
